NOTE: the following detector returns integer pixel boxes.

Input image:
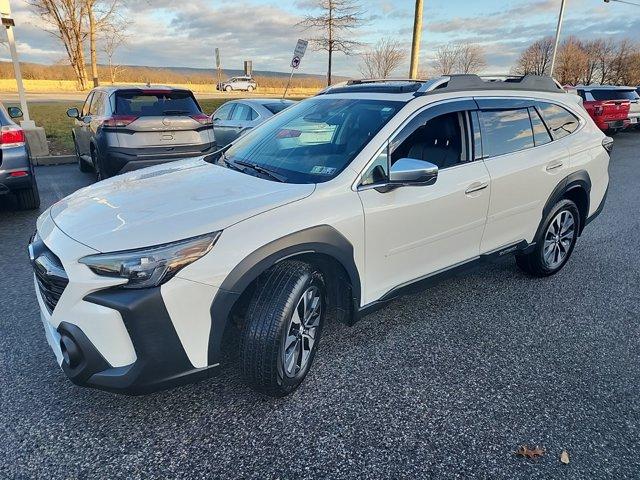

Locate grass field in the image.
[7,97,262,156]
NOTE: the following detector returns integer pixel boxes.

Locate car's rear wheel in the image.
[516,199,580,277]
[240,260,326,397]
[225,85,232,92]
[15,179,41,211]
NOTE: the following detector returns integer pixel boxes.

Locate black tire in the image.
[75,136,92,173]
[247,85,254,92]
[15,182,41,210]
[92,146,105,181]
[225,85,232,92]
[516,199,580,277]
[240,260,326,397]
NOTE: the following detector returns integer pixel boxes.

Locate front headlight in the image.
[79,232,221,289]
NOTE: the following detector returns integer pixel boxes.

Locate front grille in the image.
[32,245,69,314]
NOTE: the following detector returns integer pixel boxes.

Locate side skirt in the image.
[354,240,531,321]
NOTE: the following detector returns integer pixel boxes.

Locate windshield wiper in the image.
[234,160,287,182]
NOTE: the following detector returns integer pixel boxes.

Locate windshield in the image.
[222,97,402,183]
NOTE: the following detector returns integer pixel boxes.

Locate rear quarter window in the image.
[537,102,579,140]
[479,109,534,157]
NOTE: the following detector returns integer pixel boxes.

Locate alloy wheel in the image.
[282,286,322,378]
[543,210,575,269]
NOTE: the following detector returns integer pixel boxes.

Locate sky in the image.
[1,0,639,77]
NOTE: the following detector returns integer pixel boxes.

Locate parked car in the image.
[67,85,215,179]
[212,99,295,146]
[0,104,40,210]
[216,76,257,92]
[31,75,610,397]
[574,85,633,134]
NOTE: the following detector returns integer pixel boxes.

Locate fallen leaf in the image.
[560,450,570,464]
[515,445,545,459]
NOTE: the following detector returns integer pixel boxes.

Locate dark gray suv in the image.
[67,85,216,179]
[0,104,40,210]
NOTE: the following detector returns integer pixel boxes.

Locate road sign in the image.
[291,56,301,69]
[293,39,308,58]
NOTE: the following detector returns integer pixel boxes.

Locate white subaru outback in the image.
[30,75,611,397]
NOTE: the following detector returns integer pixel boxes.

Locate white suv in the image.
[30,75,610,397]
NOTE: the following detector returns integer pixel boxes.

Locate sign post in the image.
[1,0,32,126]
[283,39,308,98]
[215,47,222,92]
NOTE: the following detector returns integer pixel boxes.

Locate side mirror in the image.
[7,106,23,119]
[66,107,80,119]
[389,158,438,186]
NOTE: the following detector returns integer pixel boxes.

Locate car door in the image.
[226,103,253,143]
[75,92,94,156]
[212,102,237,147]
[357,100,491,305]
[475,98,572,253]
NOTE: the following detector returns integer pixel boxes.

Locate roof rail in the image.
[414,74,564,96]
[346,78,427,85]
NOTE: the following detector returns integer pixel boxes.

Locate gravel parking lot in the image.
[1,134,639,479]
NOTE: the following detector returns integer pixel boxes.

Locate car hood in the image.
[49,158,315,252]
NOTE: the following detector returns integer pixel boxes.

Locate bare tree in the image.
[608,39,634,85]
[513,37,554,76]
[298,0,364,86]
[101,19,129,83]
[433,44,460,75]
[556,36,588,85]
[359,38,406,79]
[29,0,89,89]
[85,0,121,87]
[456,43,486,74]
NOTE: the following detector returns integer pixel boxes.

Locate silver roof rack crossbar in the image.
[414,74,564,96]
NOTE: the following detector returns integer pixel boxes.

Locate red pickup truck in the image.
[573,85,634,134]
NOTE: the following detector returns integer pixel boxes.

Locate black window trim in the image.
[473,97,584,161]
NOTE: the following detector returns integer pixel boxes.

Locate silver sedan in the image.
[211,99,296,147]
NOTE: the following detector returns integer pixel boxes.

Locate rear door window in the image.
[479,109,534,157]
[231,104,252,121]
[537,102,579,140]
[114,90,201,116]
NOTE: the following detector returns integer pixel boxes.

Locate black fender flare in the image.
[533,170,591,244]
[207,225,361,365]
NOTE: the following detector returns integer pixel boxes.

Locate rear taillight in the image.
[594,105,604,116]
[102,115,138,128]
[190,114,212,125]
[0,125,26,148]
[602,137,614,154]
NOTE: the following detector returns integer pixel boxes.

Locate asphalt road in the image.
[1,134,639,479]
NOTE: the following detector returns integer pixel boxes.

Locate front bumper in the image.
[32,212,221,395]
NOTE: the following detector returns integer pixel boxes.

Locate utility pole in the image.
[549,0,567,78]
[1,0,31,125]
[409,0,424,79]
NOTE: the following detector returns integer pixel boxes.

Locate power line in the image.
[605,0,640,7]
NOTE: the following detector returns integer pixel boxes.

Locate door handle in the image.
[546,161,564,172]
[465,181,489,195]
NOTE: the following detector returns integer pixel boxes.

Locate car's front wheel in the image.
[516,199,580,277]
[240,260,326,397]
[247,85,254,92]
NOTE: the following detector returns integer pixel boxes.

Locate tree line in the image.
[514,36,640,86]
